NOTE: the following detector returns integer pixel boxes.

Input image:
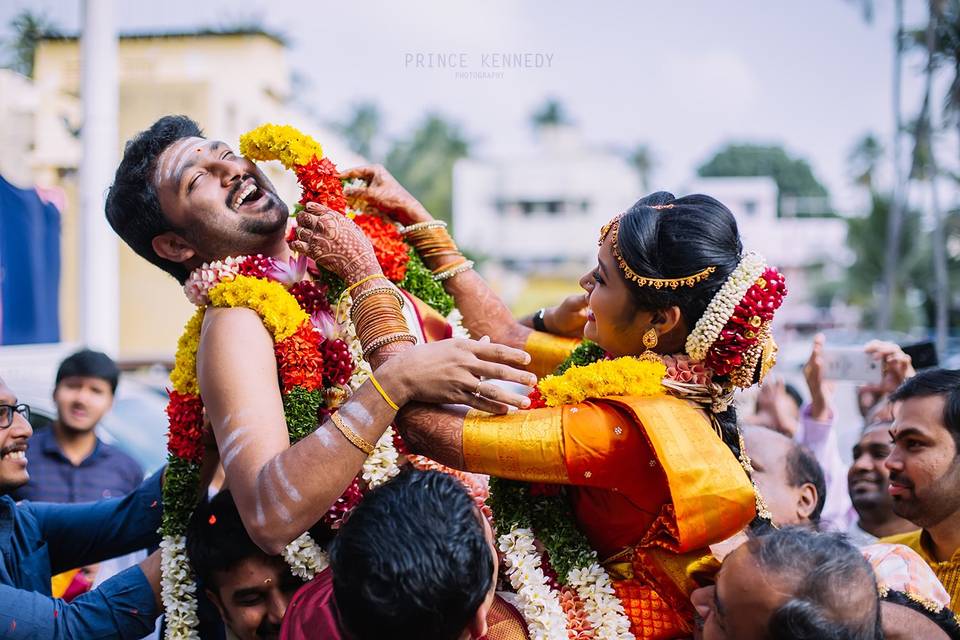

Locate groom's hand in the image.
[341,164,431,225]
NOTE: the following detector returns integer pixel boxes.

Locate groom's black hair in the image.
[106,115,203,284]
[329,468,494,640]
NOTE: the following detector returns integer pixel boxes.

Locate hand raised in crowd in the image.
[290,202,382,282]
[340,164,431,225]
[802,333,834,422]
[544,293,590,338]
[748,377,800,437]
[865,340,915,393]
[857,341,915,415]
[381,336,537,415]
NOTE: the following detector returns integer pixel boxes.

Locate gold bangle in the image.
[401,220,447,234]
[351,286,405,311]
[434,260,475,282]
[368,371,400,411]
[330,411,375,455]
[363,332,418,361]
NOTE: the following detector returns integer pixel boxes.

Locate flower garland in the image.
[682,253,787,386]
[162,123,478,638]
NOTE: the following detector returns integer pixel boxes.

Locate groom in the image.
[105,115,535,556]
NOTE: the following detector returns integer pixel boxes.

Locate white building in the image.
[453,124,639,273]
[683,176,853,329]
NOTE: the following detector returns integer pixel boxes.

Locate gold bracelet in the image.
[363,332,418,360]
[351,285,405,311]
[401,220,447,234]
[434,260,475,281]
[330,411,375,455]
[368,371,400,411]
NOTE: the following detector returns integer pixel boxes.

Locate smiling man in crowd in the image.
[0,374,164,638]
[883,368,960,610]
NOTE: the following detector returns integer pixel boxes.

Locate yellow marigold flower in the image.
[239,123,323,170]
[170,308,205,395]
[208,275,308,341]
[539,357,667,406]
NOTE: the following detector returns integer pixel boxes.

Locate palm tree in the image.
[911,1,951,356]
[879,0,908,332]
[5,9,58,78]
[848,133,884,190]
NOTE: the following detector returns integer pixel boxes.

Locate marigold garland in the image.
[239,123,323,170]
[536,357,667,407]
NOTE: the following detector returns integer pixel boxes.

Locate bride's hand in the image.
[340,164,432,225]
[290,202,382,283]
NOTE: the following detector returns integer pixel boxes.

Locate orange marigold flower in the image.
[275,323,325,392]
[351,213,410,282]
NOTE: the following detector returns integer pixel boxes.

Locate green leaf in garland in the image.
[554,339,606,375]
[161,455,202,537]
[315,268,347,306]
[284,386,326,443]
[528,492,597,585]
[399,250,455,317]
[487,477,533,532]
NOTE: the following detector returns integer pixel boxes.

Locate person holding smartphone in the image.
[797,335,917,542]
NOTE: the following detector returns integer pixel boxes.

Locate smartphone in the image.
[821,347,883,384]
[902,341,938,369]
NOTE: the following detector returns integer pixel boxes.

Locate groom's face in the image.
[153,136,288,261]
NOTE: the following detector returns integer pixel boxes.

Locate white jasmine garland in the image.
[498,529,569,640]
[363,426,401,488]
[685,252,766,362]
[567,563,636,640]
[283,531,329,580]
[446,308,471,339]
[160,535,200,640]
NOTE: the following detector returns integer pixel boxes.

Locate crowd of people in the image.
[0,113,959,640]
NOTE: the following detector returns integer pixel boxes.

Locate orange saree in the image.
[463,332,756,638]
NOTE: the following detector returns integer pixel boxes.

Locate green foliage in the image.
[554,340,606,375]
[528,491,597,584]
[697,144,829,215]
[837,193,929,330]
[385,115,469,226]
[399,250,455,317]
[4,10,59,78]
[161,456,201,536]
[531,98,571,128]
[284,387,325,443]
[335,102,381,160]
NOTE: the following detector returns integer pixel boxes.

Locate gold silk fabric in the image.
[522,330,580,379]
[462,393,756,638]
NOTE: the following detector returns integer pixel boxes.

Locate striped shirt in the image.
[10,427,143,504]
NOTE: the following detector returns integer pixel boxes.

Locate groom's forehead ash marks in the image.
[155,136,223,191]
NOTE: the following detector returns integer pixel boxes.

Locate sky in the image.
[0,0,945,213]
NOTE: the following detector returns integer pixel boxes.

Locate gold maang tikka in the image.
[599,213,716,289]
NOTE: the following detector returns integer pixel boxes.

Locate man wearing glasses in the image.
[0,375,165,638]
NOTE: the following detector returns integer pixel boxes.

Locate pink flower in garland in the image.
[265,255,309,287]
[661,355,712,385]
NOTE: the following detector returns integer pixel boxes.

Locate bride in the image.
[292,168,786,640]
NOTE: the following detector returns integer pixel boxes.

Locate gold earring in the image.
[638,328,662,364]
[642,328,658,350]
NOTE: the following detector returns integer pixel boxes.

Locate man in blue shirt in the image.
[12,349,143,503]
[0,374,163,638]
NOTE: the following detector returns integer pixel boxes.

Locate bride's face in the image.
[578,235,652,357]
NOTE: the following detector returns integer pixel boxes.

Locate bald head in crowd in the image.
[743,426,826,527]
